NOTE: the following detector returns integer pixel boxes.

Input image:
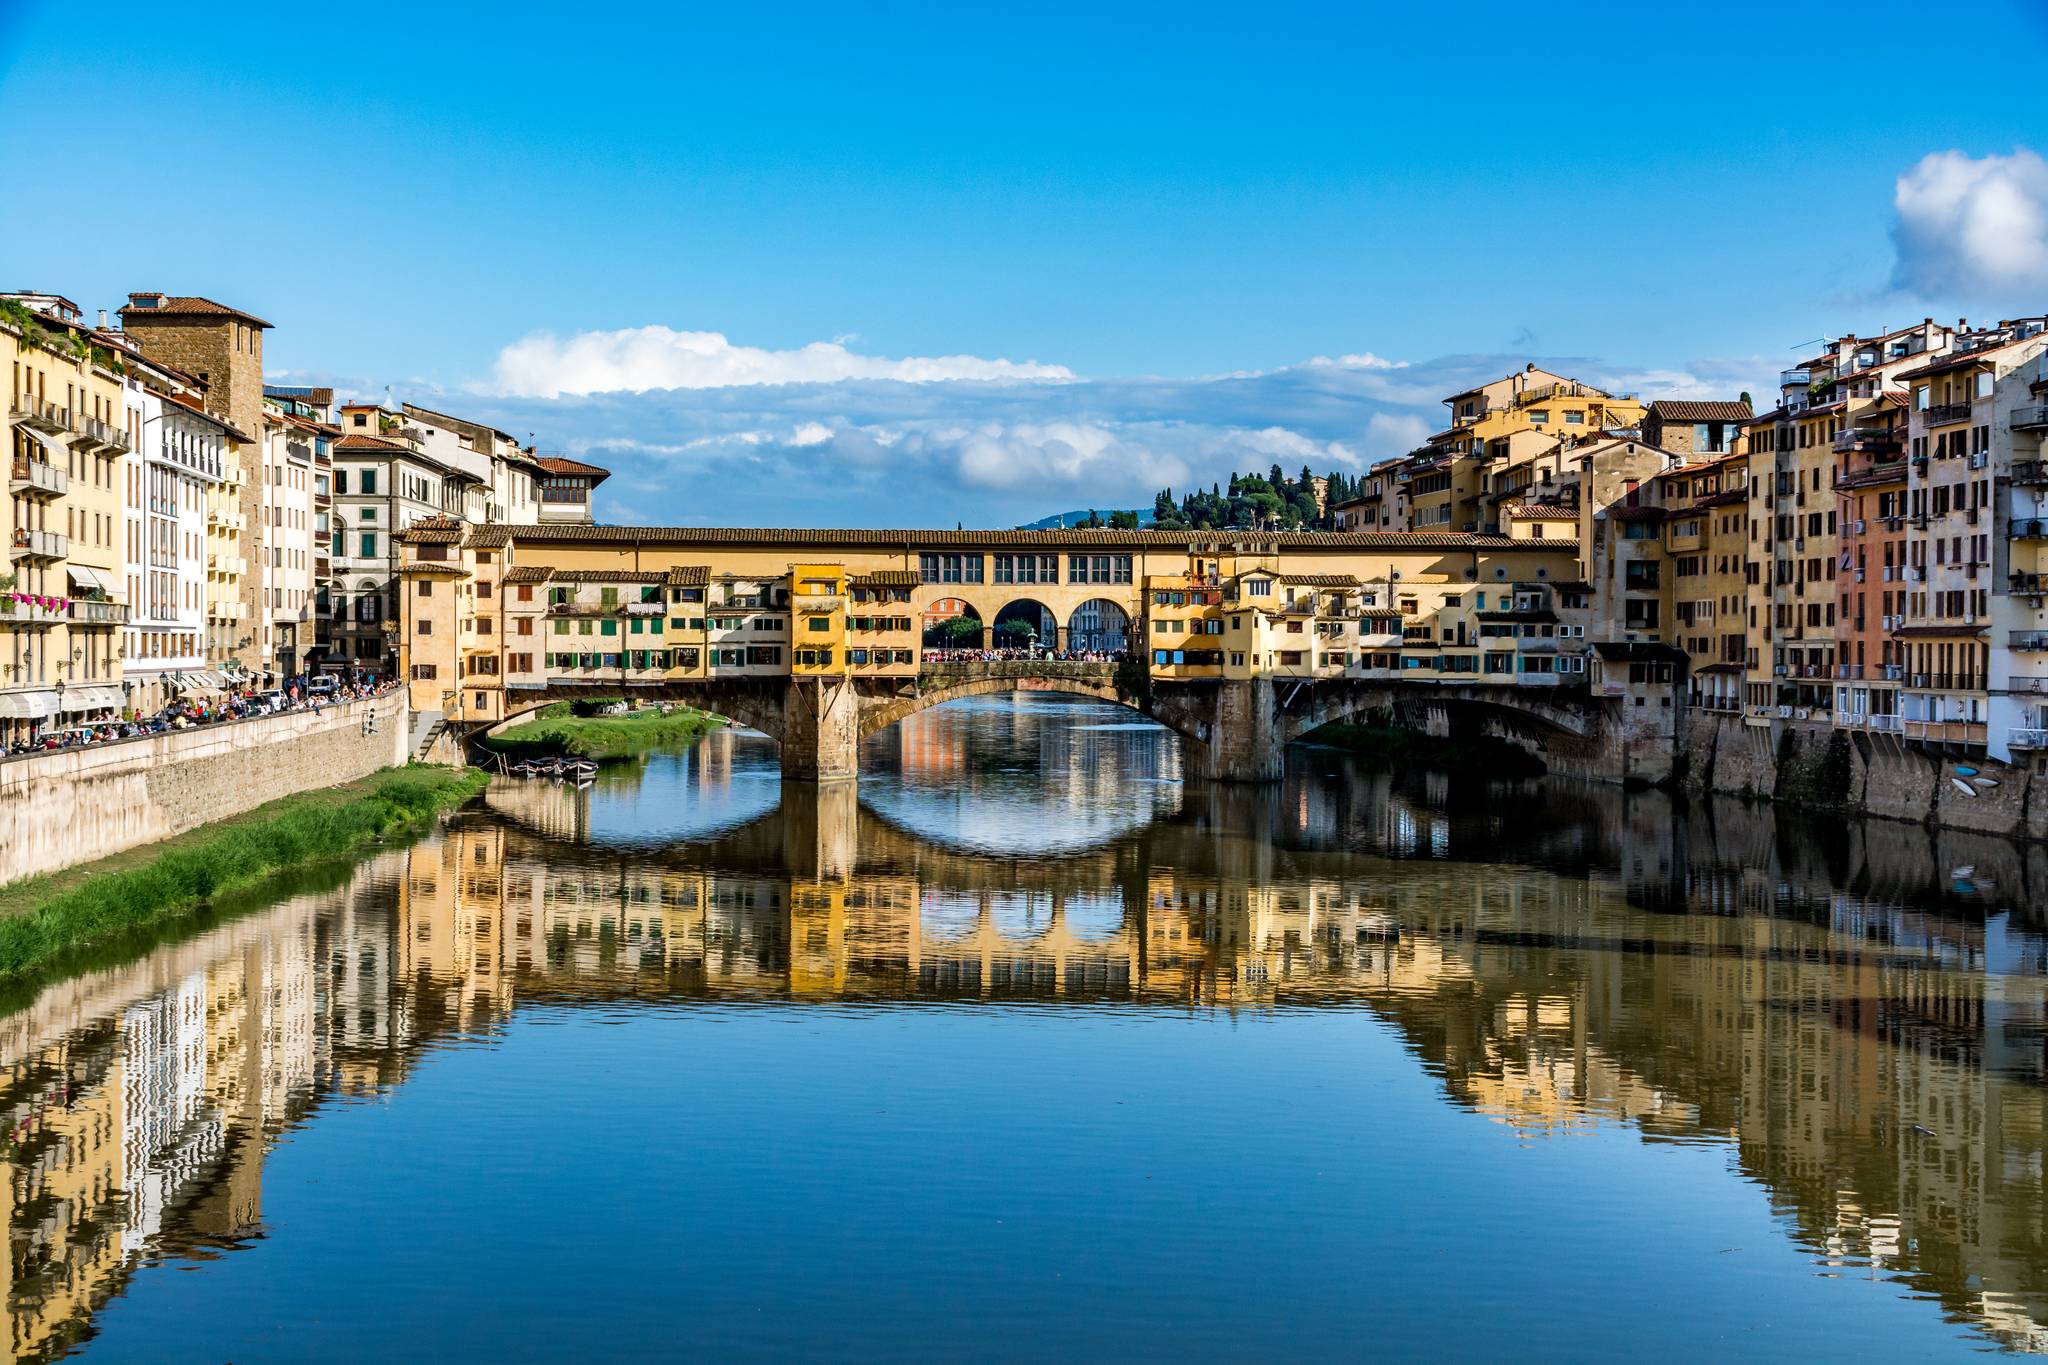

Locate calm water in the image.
[9,694,2048,1362]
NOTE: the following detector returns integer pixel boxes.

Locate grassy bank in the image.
[0,763,489,983]
[1302,717,1548,778]
[479,702,721,763]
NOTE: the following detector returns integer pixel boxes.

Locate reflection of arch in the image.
[993,598,1056,646]
[1068,599,1129,653]
[1062,893,1125,943]
[922,597,982,647]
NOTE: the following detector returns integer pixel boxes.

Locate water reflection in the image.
[7,696,2048,1359]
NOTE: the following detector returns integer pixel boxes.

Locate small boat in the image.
[1950,777,1978,798]
[1954,765,1979,777]
[564,759,599,778]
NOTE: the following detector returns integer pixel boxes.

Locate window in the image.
[410,663,437,680]
[417,619,432,634]
[417,580,433,596]
[360,532,377,557]
[361,470,378,495]
[919,552,982,584]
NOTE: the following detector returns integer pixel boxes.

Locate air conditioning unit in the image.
[1969,452,1987,469]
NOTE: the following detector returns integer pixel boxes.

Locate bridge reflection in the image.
[6,786,2048,1356]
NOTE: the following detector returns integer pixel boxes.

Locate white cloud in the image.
[422,339,1755,526]
[1891,148,2048,298]
[1365,411,1430,456]
[491,325,1073,398]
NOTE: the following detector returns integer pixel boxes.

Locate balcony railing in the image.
[1904,718,1986,743]
[2012,404,2048,432]
[66,598,129,625]
[2009,728,2048,750]
[9,398,69,434]
[1833,428,1901,454]
[2012,632,2048,652]
[1924,401,1972,427]
[9,528,67,560]
[2014,461,2048,486]
[2013,518,2048,540]
[9,457,65,498]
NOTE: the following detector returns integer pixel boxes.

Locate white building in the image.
[121,367,227,714]
[1990,342,2048,764]
[258,399,318,679]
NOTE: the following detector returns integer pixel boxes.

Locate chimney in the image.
[97,308,108,330]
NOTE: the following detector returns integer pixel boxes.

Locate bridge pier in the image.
[1168,678,1287,783]
[780,677,860,782]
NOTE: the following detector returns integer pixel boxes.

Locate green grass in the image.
[479,703,721,763]
[0,763,489,983]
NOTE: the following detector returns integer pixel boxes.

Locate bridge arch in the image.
[1267,679,1602,756]
[853,666,1184,745]
[991,597,1057,648]
[1067,598,1131,654]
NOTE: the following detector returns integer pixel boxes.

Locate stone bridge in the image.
[475,661,1642,784]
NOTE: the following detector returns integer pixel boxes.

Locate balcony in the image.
[2010,728,2048,750]
[1904,719,1986,744]
[2013,573,2048,596]
[73,416,124,455]
[1924,402,1972,427]
[1833,428,1901,454]
[9,528,67,561]
[2012,632,2048,652]
[0,596,61,626]
[2012,404,2048,432]
[2013,518,2048,540]
[66,598,129,625]
[2013,461,2048,486]
[9,457,66,498]
[1778,369,1810,388]
[9,398,69,434]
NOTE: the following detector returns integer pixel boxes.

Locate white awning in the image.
[65,564,114,595]
[59,685,122,713]
[0,690,58,720]
[20,426,64,460]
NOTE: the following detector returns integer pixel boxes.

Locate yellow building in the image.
[789,561,847,676]
[847,570,918,676]
[2,293,134,741]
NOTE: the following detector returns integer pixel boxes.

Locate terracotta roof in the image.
[850,570,920,587]
[536,456,611,482]
[457,525,1541,551]
[1504,504,1580,521]
[1278,574,1361,587]
[503,566,555,584]
[399,517,464,544]
[334,432,414,453]
[550,569,666,583]
[665,566,711,586]
[397,563,469,578]
[118,294,272,328]
[1648,400,1753,423]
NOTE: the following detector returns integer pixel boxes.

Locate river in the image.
[6,693,2048,1361]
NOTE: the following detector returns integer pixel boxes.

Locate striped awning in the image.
[59,685,122,713]
[0,690,58,720]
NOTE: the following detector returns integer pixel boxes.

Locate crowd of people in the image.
[5,673,398,758]
[920,647,1130,664]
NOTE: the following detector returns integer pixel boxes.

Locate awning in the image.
[65,564,114,595]
[60,685,122,713]
[0,690,58,720]
[20,427,64,460]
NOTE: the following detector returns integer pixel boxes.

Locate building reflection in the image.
[6,776,2048,1356]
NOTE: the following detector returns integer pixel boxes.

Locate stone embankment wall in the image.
[0,695,411,886]
[1681,711,2048,841]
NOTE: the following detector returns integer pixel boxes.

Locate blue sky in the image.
[5,1,2047,525]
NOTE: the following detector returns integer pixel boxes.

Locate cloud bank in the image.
[1891,147,2048,299]
[398,329,1762,528]
[492,325,1073,398]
